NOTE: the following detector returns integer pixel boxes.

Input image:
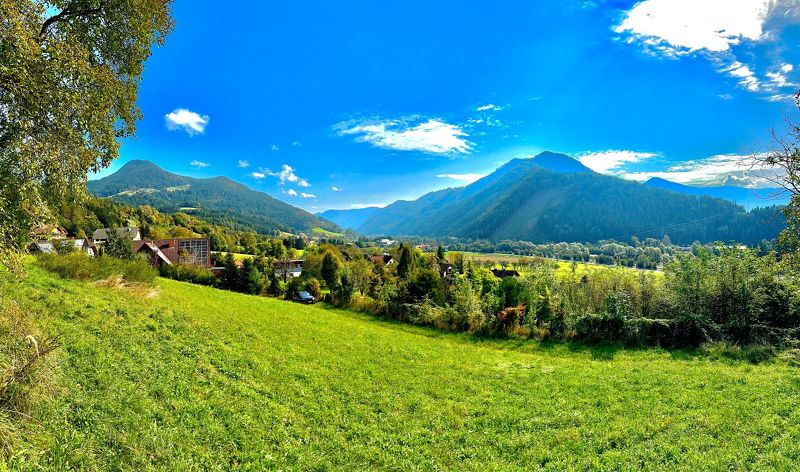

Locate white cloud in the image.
[616,1,799,96]
[283,189,298,196]
[718,93,734,100]
[250,172,265,179]
[165,109,209,136]
[292,141,302,147]
[189,160,209,169]
[616,0,772,54]
[300,192,317,199]
[238,160,250,168]
[436,173,487,184]
[622,153,780,187]
[576,150,659,174]
[335,118,471,155]
[331,186,342,192]
[476,104,503,112]
[267,164,310,187]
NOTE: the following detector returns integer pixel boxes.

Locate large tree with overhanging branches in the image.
[0,0,173,272]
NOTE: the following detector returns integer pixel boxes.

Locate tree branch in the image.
[39,1,108,39]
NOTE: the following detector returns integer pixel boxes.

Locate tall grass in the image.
[36,253,156,285]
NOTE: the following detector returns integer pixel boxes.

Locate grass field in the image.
[457,251,656,278]
[1,266,799,469]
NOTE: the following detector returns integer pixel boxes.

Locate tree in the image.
[104,230,134,260]
[220,253,239,291]
[397,244,413,279]
[239,258,263,295]
[0,0,174,272]
[305,278,322,300]
[348,257,372,295]
[321,252,341,289]
[437,245,446,262]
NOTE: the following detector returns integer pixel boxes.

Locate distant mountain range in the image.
[88,160,340,235]
[324,152,784,245]
[643,177,789,210]
[317,207,382,231]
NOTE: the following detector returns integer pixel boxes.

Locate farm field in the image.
[457,251,658,277]
[1,266,798,469]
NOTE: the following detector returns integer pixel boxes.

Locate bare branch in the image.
[39,1,108,38]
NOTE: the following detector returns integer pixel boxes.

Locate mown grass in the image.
[1,265,799,469]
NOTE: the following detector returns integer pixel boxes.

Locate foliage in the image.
[0,0,174,272]
[103,229,134,260]
[36,252,156,285]
[321,252,341,289]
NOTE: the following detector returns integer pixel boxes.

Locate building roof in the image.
[93,227,140,241]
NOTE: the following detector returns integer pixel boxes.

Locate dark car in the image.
[297,291,315,304]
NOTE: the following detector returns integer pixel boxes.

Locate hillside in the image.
[644,177,790,210]
[2,265,799,469]
[356,152,784,245]
[87,160,340,235]
[317,207,382,231]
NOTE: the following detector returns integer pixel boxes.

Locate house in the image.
[29,225,68,239]
[134,238,211,267]
[274,259,304,280]
[491,268,520,279]
[28,238,97,257]
[369,253,394,265]
[92,227,142,244]
[379,238,397,247]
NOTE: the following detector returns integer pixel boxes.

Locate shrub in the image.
[623,318,672,347]
[37,253,156,285]
[574,313,625,344]
[672,313,716,348]
[305,278,322,300]
[160,264,217,286]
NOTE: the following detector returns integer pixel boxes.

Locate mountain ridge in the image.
[87,160,340,235]
[354,152,784,245]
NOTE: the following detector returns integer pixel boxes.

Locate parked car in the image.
[297,291,315,304]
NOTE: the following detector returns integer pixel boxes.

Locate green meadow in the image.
[1,265,799,470]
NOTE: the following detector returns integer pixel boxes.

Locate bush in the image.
[305,278,322,300]
[37,253,156,285]
[574,313,625,344]
[624,318,672,347]
[160,264,217,286]
[672,313,716,348]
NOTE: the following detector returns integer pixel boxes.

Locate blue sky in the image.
[96,0,800,211]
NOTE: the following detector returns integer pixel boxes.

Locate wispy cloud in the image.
[238,160,250,168]
[436,173,487,184]
[300,192,317,199]
[476,104,503,112]
[283,189,298,196]
[331,186,342,192]
[271,144,279,152]
[165,108,209,136]
[576,150,659,174]
[189,160,209,169]
[622,152,780,187]
[335,117,471,155]
[250,171,265,179]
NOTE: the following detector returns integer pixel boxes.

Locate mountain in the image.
[644,177,790,210]
[318,207,383,231]
[355,152,784,245]
[87,160,340,235]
